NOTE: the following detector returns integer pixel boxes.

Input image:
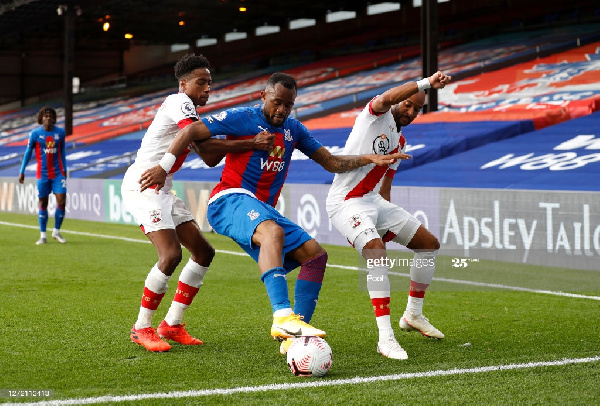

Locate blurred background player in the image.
[121,54,273,352]
[138,72,408,354]
[18,106,67,245]
[326,71,451,360]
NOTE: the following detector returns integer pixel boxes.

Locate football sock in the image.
[294,252,327,323]
[406,295,425,315]
[368,264,393,338]
[371,297,393,338]
[135,264,171,330]
[54,205,65,230]
[367,265,390,300]
[261,267,291,313]
[38,208,48,232]
[274,308,293,317]
[406,250,437,315]
[40,231,47,239]
[164,259,208,326]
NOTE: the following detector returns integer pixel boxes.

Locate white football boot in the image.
[377,336,408,360]
[400,311,444,339]
[52,230,66,243]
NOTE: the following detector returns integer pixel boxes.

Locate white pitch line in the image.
[4,355,600,406]
[1,221,599,301]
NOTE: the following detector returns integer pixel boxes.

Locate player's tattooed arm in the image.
[309,146,411,173]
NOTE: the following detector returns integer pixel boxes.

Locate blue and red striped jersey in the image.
[203,106,322,207]
[20,125,67,180]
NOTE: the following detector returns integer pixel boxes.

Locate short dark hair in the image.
[174,53,211,80]
[37,106,57,124]
[266,72,297,91]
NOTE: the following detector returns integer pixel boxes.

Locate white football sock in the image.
[164,259,208,326]
[135,264,171,330]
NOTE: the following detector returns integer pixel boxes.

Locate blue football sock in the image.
[38,209,48,233]
[293,252,327,323]
[54,206,65,230]
[294,279,322,323]
[261,267,291,313]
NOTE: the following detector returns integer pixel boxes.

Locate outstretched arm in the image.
[371,71,452,114]
[309,146,411,173]
[191,130,275,167]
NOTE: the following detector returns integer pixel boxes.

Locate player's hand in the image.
[253,131,276,151]
[428,71,452,89]
[18,173,25,184]
[139,165,167,193]
[371,152,411,166]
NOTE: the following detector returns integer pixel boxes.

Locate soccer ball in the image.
[286,336,332,377]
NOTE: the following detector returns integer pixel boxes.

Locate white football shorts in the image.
[122,189,195,234]
[327,194,421,251]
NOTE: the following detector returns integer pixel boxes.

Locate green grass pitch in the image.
[0,212,598,405]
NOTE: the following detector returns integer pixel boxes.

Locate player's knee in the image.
[362,238,385,251]
[159,248,183,273]
[197,244,216,266]
[256,220,285,244]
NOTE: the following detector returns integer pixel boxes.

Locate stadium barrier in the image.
[1,176,598,272]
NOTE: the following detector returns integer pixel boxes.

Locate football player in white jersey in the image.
[326,71,451,360]
[122,54,273,352]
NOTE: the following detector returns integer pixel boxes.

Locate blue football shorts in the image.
[207,193,312,272]
[37,176,67,198]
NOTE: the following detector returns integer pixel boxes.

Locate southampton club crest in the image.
[372,134,390,155]
[149,209,162,224]
[349,214,362,228]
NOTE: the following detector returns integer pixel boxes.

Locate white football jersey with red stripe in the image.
[122,92,198,192]
[326,97,405,211]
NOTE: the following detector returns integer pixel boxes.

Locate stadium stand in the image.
[1,23,599,189]
[392,111,600,191]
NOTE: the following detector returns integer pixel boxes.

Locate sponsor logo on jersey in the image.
[260,157,286,172]
[372,134,391,154]
[247,209,260,220]
[181,101,197,117]
[260,144,287,172]
[44,137,57,154]
[149,209,162,224]
[284,129,293,142]
[269,145,285,159]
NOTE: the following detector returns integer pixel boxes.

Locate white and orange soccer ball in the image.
[286,336,332,377]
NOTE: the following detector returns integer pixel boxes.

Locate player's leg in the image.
[208,194,290,310]
[130,228,181,351]
[359,235,408,360]
[328,198,406,359]
[207,194,324,343]
[277,239,327,354]
[158,217,214,345]
[287,239,327,325]
[252,219,294,320]
[51,177,67,243]
[398,225,444,338]
[36,179,50,244]
[122,190,182,352]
